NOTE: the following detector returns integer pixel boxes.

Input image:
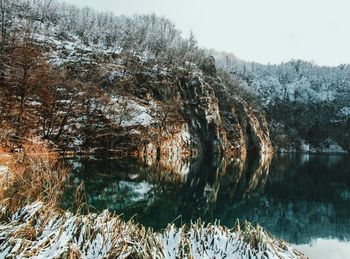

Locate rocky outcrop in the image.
[126,69,274,164]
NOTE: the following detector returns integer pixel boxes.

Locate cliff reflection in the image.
[63,153,350,245]
[217,154,350,244]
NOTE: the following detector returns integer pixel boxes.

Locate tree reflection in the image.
[63,153,350,244]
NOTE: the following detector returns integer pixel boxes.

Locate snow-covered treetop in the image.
[1,0,201,64]
[210,50,350,106]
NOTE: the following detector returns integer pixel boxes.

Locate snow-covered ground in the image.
[276,138,348,154]
[339,107,350,117]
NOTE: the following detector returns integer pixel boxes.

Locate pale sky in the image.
[63,0,350,66]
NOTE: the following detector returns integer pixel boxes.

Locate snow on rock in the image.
[108,96,154,127]
[0,165,8,177]
[278,147,297,153]
[317,139,347,154]
[276,139,347,154]
[129,129,141,135]
[300,141,310,152]
[339,107,350,117]
[121,107,153,127]
[108,70,124,81]
[299,140,317,153]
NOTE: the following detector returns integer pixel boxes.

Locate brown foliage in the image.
[8,38,49,114]
[0,143,68,214]
[0,35,110,148]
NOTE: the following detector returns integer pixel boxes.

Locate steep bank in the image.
[0,0,273,162]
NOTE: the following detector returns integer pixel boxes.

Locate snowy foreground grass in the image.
[0,202,306,259]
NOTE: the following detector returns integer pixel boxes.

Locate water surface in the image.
[63,153,350,258]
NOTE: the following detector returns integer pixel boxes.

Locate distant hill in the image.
[211,50,350,153]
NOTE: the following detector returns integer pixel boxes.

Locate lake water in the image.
[63,153,350,258]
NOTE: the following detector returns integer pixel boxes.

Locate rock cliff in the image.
[109,60,275,163]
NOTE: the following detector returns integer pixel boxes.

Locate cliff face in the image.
[55,51,274,161]
[119,66,274,163]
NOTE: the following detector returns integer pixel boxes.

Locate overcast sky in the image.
[63,0,350,66]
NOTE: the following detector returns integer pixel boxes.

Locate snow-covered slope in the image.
[211,51,350,153]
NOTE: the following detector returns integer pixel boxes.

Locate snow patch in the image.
[318,139,347,154]
[300,140,310,152]
[109,96,154,127]
[339,107,350,117]
[0,165,9,179]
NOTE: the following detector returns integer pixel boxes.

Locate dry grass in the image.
[0,143,68,215]
[0,203,307,258]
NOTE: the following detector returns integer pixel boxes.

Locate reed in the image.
[0,143,68,215]
[0,202,307,258]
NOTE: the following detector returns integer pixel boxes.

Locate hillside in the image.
[0,0,273,162]
[1,1,349,157]
[212,51,350,153]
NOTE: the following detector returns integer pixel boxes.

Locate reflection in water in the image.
[63,153,350,256]
[236,154,350,245]
[294,239,350,259]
